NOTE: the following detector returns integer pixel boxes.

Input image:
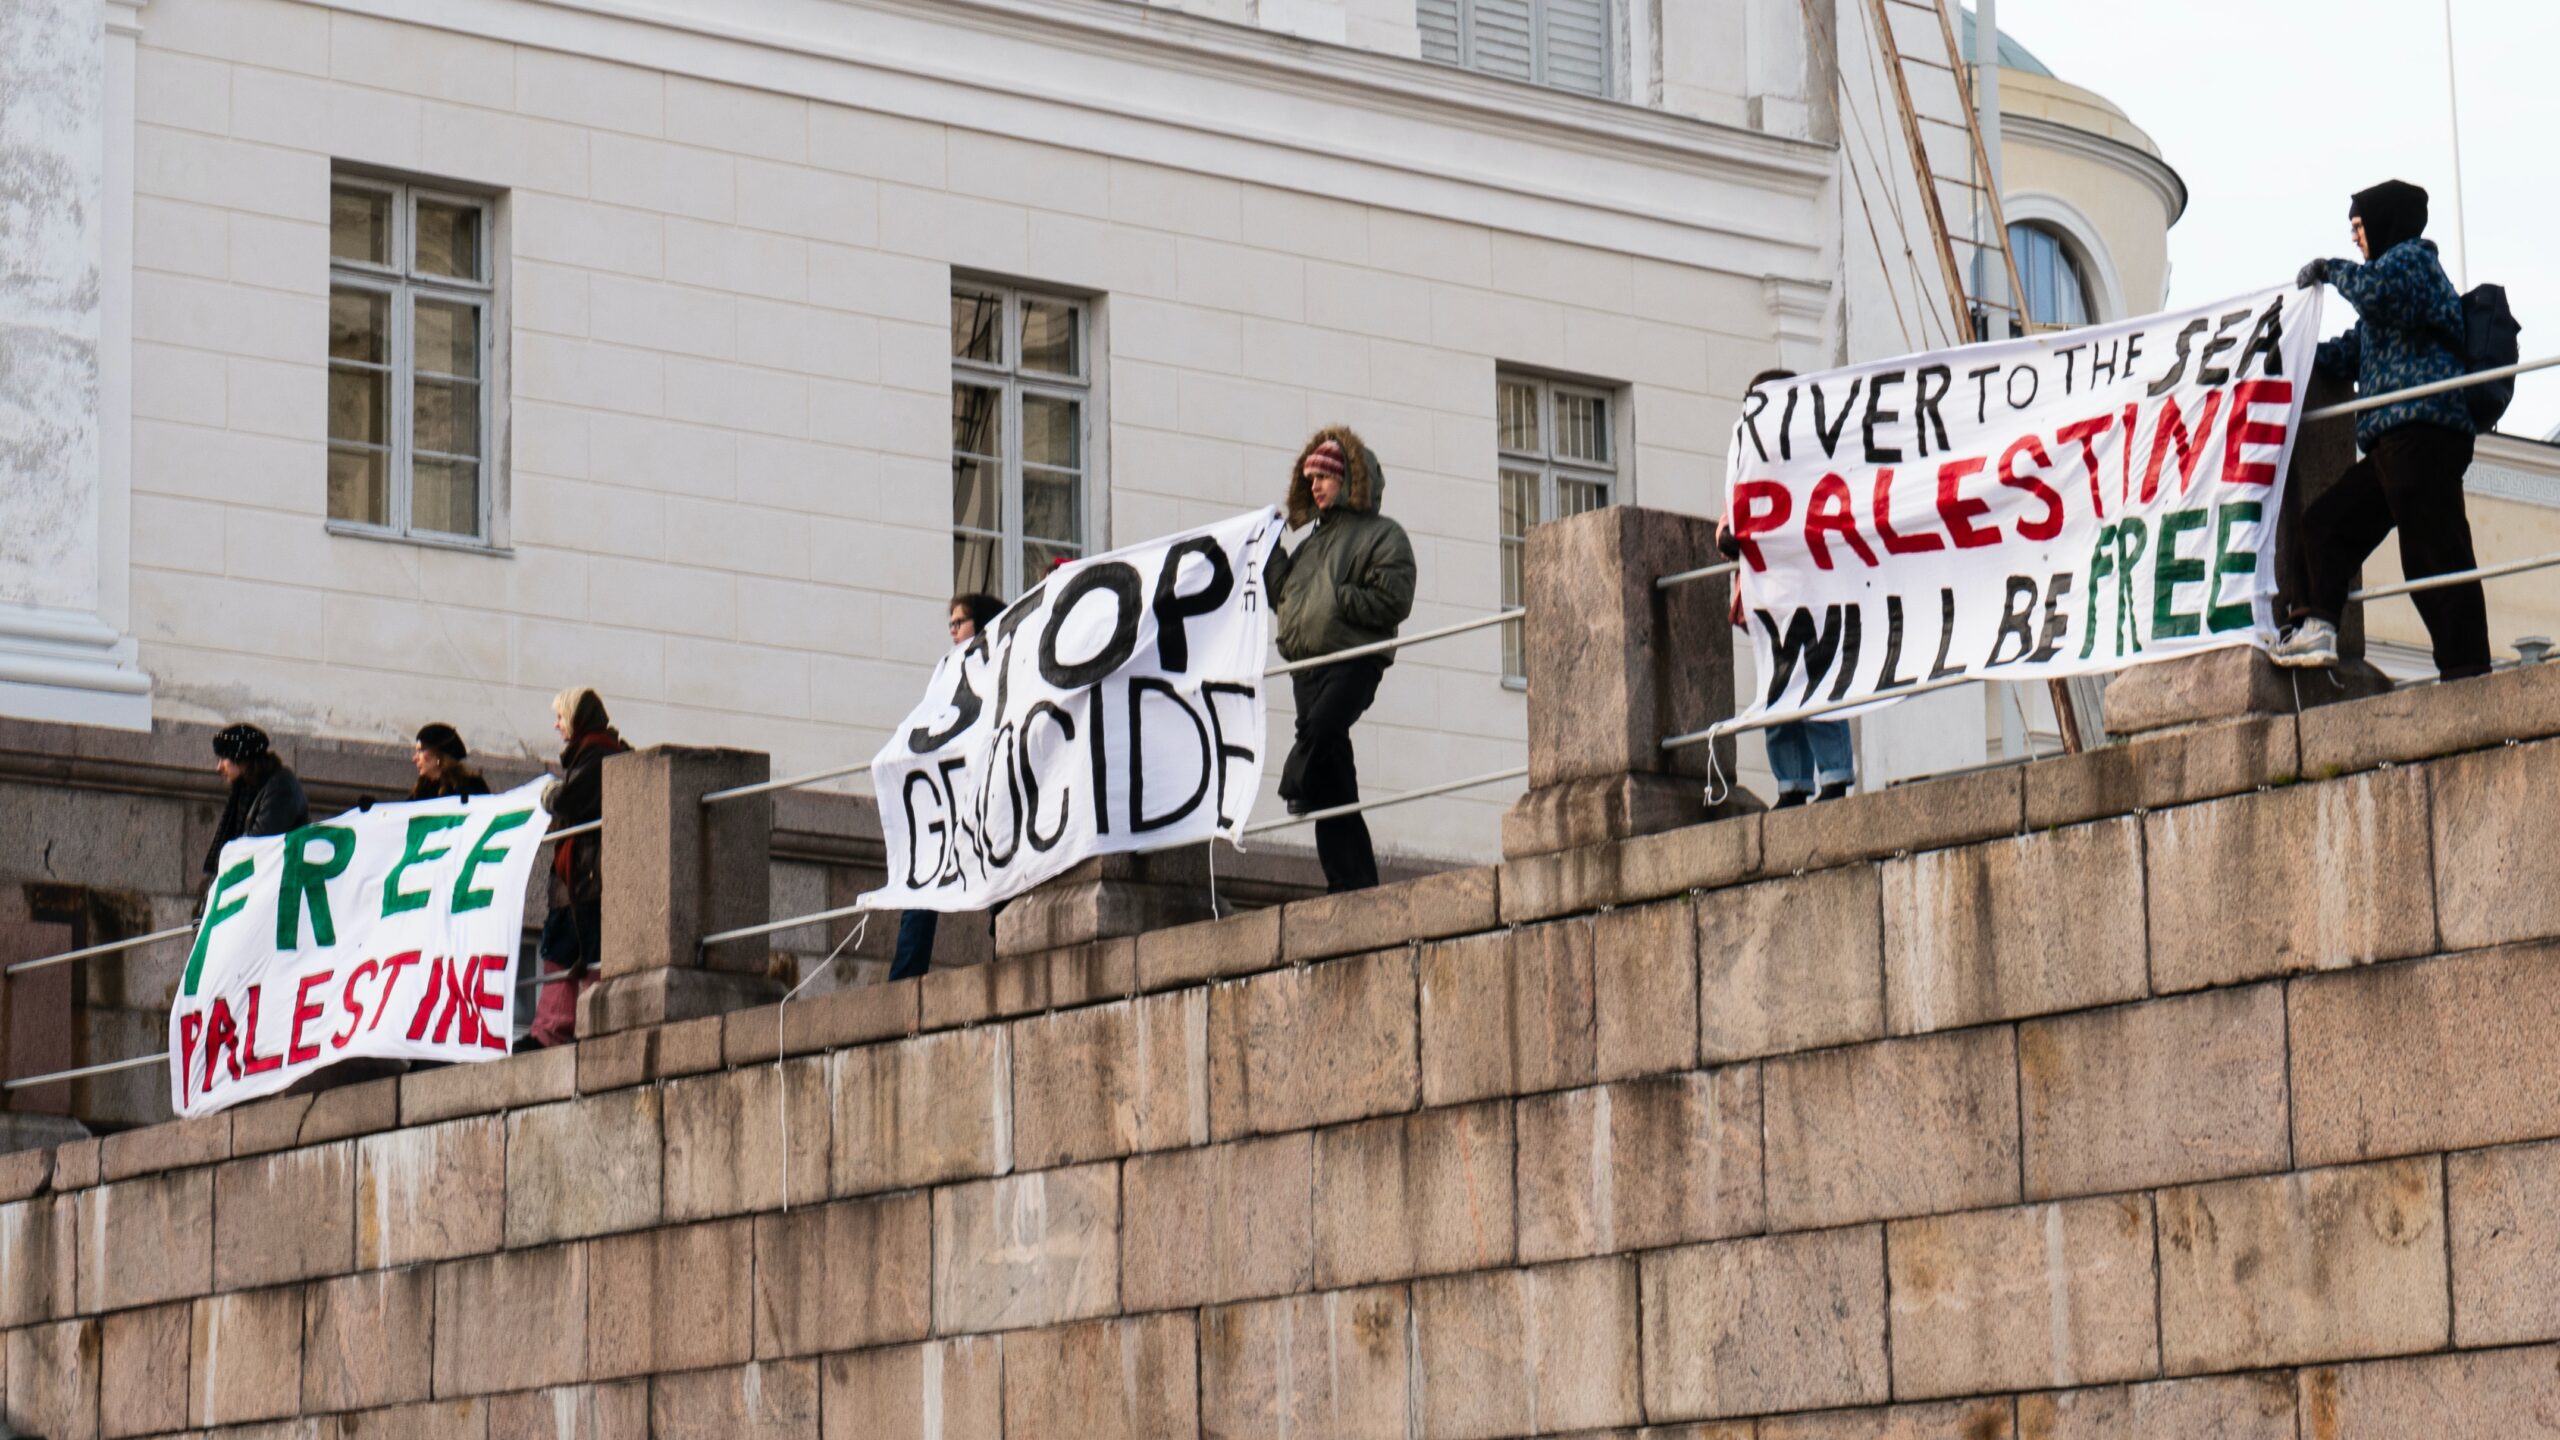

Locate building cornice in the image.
[2472,432,2560,509]
[291,0,1837,278]
[2004,111,2187,227]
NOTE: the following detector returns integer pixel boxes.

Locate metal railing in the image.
[2351,549,2560,603]
[2303,354,2558,423]
[1659,538,2560,753]
[1239,764,1530,836]
[1262,609,1520,677]
[700,604,1533,946]
[3,1053,168,1092]
[696,609,1531,814]
[1656,559,1739,591]
[6,925,195,979]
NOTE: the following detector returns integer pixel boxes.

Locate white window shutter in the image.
[1416,0,1613,96]
[1417,0,1463,65]
[1539,0,1611,95]
[1466,0,1535,82]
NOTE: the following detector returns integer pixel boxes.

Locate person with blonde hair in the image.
[528,687,627,1048]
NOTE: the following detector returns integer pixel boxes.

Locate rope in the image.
[778,909,867,1214]
[1703,742,1733,808]
[2006,683,2044,761]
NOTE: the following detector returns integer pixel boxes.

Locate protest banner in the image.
[169,779,551,1116]
[864,507,1287,914]
[1723,282,2324,729]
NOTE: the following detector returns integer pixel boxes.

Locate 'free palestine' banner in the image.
[170,780,551,1116]
[864,508,1286,914]
[1724,282,2323,728]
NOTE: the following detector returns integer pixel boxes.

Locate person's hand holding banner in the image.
[170,779,551,1116]
[865,508,1286,915]
[1723,282,2322,732]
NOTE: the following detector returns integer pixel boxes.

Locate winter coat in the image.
[202,758,310,878]
[549,728,628,906]
[1266,427,1418,667]
[408,767,491,802]
[2313,238,2473,451]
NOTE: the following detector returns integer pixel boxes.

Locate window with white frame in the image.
[327,175,497,543]
[2007,221,2095,328]
[951,283,1091,598]
[1418,0,1613,97]
[1498,372,1618,680]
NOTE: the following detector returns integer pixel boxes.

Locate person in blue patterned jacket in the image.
[2271,179,2488,678]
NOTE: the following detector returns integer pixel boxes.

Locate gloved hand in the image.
[2295,259,2330,290]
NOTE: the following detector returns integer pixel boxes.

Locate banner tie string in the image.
[779,909,867,1214]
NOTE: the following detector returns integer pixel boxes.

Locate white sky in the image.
[1991,0,2559,440]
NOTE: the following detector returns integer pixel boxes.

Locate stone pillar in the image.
[2279,370,2376,666]
[1502,505,1743,860]
[0,0,153,729]
[2104,372,2389,734]
[580,746,779,1037]
[992,851,1212,958]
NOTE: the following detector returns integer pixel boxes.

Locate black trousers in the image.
[1282,659,1385,894]
[891,910,937,981]
[2300,425,2490,681]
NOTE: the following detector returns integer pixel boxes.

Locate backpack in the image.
[2458,284,2522,430]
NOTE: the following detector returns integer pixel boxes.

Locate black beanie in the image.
[2350,180,2428,263]
[415,722,468,763]
[211,723,270,762]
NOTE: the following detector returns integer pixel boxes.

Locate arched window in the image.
[2007,222,2094,327]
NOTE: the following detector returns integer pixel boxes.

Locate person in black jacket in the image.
[202,723,309,887]
[2274,179,2488,677]
[407,722,492,801]
[527,688,629,1048]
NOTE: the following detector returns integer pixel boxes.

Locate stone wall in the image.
[12,661,2560,1436]
[0,714,1368,1133]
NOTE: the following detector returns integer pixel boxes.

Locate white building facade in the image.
[1,0,2180,859]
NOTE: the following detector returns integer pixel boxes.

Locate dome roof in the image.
[1957,6,2056,78]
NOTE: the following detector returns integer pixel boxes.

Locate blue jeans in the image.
[890,910,937,981]
[1766,720,1854,797]
[890,902,1004,981]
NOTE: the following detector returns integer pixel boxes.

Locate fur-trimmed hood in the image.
[1286,425,1386,527]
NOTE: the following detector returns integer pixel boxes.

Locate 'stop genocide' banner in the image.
[1724,282,2323,728]
[171,779,552,1116]
[863,507,1287,914]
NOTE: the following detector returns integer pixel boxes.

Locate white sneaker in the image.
[2270,618,2339,669]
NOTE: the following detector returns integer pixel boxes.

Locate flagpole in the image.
[2443,0,2469,287]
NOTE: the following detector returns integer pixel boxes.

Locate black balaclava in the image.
[2350,180,2429,263]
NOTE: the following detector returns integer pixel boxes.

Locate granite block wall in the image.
[12,664,2560,1436]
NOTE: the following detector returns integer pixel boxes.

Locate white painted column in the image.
[0,0,152,730]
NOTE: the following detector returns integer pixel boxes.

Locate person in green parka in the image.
[1265,425,1417,893]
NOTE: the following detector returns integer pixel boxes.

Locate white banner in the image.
[1726,283,2324,728]
[170,780,551,1116]
[863,508,1287,914]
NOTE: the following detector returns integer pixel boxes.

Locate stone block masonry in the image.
[17,662,2560,1437]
